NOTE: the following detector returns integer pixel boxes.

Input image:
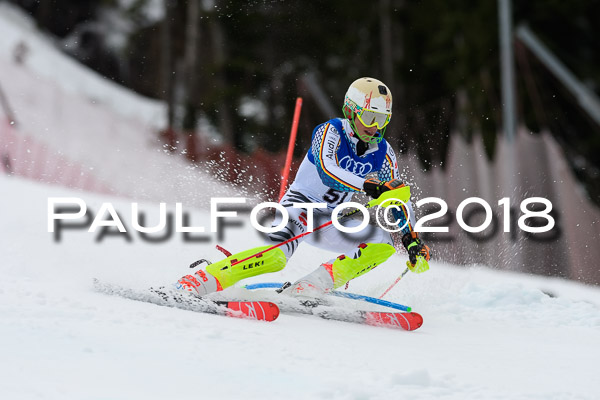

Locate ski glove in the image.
[363,178,405,199]
[402,232,431,268]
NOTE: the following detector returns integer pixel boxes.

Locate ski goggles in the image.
[356,108,391,130]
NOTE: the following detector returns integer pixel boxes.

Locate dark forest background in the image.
[8,0,600,203]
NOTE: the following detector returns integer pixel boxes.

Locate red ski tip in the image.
[364,311,423,331]
[226,301,280,322]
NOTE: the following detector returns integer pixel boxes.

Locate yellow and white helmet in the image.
[343,77,392,142]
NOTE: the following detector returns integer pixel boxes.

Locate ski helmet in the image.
[343,77,392,143]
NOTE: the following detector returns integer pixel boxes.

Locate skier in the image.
[176,77,430,297]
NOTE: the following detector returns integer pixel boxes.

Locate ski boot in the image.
[284,242,396,297]
[175,245,287,297]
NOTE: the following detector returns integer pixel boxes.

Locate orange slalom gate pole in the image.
[278,97,303,201]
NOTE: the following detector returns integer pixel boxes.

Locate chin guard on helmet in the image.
[343,77,392,143]
[343,102,386,144]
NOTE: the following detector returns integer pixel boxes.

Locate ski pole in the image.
[230,186,412,267]
[231,206,364,267]
[244,282,412,312]
[378,266,410,299]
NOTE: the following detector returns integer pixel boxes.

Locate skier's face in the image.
[354,115,378,142]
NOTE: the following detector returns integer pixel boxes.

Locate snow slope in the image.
[0,2,165,127]
[0,2,240,205]
[1,174,599,400]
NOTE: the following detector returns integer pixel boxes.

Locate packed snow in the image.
[1,174,599,400]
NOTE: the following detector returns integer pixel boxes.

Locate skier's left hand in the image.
[402,232,431,273]
[363,178,405,199]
